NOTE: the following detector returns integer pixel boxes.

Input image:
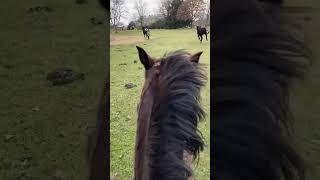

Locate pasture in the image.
[288,2,320,180]
[110,29,210,179]
[0,0,107,179]
[0,0,319,179]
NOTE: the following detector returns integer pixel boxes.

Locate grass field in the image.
[110,29,210,179]
[0,0,319,180]
[0,0,107,179]
[288,2,320,179]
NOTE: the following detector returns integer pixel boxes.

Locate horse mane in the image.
[86,1,109,179]
[145,50,207,179]
[98,0,108,10]
[87,79,108,180]
[213,0,310,180]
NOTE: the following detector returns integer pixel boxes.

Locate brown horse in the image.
[87,0,108,179]
[196,26,209,43]
[134,46,207,180]
[87,80,108,180]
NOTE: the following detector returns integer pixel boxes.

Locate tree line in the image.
[111,0,210,29]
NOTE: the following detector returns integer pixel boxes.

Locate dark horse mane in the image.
[87,81,108,180]
[98,0,108,10]
[87,1,109,179]
[135,49,207,179]
[213,0,310,180]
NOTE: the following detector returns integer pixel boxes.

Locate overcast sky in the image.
[121,0,161,25]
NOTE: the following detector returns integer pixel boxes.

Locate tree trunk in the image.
[140,18,144,29]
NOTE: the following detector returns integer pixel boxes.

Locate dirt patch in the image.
[110,35,145,45]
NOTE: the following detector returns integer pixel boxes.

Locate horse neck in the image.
[134,88,154,180]
[88,81,108,179]
[135,60,204,179]
[134,84,190,180]
[148,83,197,179]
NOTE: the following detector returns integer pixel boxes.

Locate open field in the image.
[110,29,210,179]
[288,1,320,180]
[0,0,319,179]
[0,0,107,179]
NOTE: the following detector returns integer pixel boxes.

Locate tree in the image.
[135,0,148,28]
[176,0,206,27]
[193,0,210,27]
[110,0,126,28]
[205,0,210,26]
[159,0,171,19]
[158,0,191,29]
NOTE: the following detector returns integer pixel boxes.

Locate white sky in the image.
[121,0,161,25]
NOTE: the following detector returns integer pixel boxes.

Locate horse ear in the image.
[136,46,153,70]
[190,51,203,63]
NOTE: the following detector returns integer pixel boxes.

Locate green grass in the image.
[110,29,210,179]
[0,0,319,180]
[0,0,107,179]
[288,2,320,179]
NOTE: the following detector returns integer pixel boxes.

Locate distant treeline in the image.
[127,0,209,29]
[149,19,192,29]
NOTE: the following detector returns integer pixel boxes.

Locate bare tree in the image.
[135,0,148,28]
[110,0,127,28]
[159,0,171,18]
[195,0,210,27]
[205,0,210,26]
[176,0,206,27]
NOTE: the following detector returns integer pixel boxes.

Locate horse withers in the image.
[134,46,207,180]
[196,26,209,43]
